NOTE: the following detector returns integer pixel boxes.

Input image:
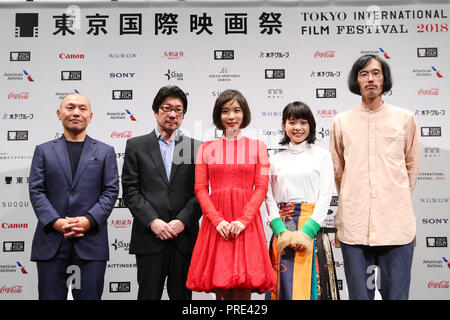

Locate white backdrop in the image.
[0,0,449,300]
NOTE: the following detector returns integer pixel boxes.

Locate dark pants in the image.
[136,241,192,300]
[36,238,106,300]
[340,240,414,300]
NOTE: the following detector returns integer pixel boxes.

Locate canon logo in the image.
[1,223,28,229]
[314,50,335,58]
[59,53,85,59]
[0,285,23,294]
[8,92,29,99]
[418,88,439,96]
[111,131,132,139]
[428,281,449,289]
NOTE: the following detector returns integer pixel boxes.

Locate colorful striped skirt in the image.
[265,202,340,300]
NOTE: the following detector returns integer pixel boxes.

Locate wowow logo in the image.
[419,197,449,204]
[432,66,443,78]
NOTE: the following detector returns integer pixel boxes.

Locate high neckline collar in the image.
[287,140,309,153]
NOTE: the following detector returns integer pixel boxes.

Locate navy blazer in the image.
[29,135,119,261]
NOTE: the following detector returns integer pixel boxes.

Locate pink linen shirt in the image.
[330,103,421,246]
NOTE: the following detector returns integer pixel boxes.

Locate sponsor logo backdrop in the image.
[0,1,449,300]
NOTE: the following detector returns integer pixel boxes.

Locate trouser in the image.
[36,238,106,300]
[135,241,192,300]
[340,240,414,300]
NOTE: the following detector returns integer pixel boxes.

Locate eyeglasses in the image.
[358,70,383,80]
[159,105,184,115]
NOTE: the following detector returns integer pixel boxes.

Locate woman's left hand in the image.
[229,221,246,240]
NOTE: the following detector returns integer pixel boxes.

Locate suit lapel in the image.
[148,131,169,186]
[52,136,72,185]
[72,135,98,189]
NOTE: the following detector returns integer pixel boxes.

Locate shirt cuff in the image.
[300,218,321,239]
[269,217,288,237]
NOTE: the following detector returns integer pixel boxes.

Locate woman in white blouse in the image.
[265,101,339,300]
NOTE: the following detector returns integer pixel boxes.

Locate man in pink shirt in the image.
[330,55,421,300]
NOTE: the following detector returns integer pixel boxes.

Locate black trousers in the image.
[135,241,192,300]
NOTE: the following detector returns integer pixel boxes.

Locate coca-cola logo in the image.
[8,92,29,100]
[314,50,335,58]
[428,281,449,289]
[418,88,439,96]
[110,131,132,139]
[0,285,23,294]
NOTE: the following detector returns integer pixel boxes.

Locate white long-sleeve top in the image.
[265,141,334,227]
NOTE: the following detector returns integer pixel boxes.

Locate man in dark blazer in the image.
[122,85,202,300]
[29,93,119,300]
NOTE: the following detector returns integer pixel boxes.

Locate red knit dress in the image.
[186,136,276,293]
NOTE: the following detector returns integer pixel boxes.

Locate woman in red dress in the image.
[186,89,276,300]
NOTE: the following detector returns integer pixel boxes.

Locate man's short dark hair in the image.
[212,89,251,130]
[348,54,393,95]
[280,101,316,146]
[152,85,188,114]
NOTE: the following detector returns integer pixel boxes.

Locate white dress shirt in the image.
[265,141,334,227]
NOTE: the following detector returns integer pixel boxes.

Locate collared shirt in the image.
[155,128,181,181]
[330,103,421,246]
[265,141,334,228]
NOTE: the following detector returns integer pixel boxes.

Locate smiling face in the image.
[357,58,384,99]
[154,96,184,134]
[221,99,243,131]
[57,94,92,135]
[283,117,310,145]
